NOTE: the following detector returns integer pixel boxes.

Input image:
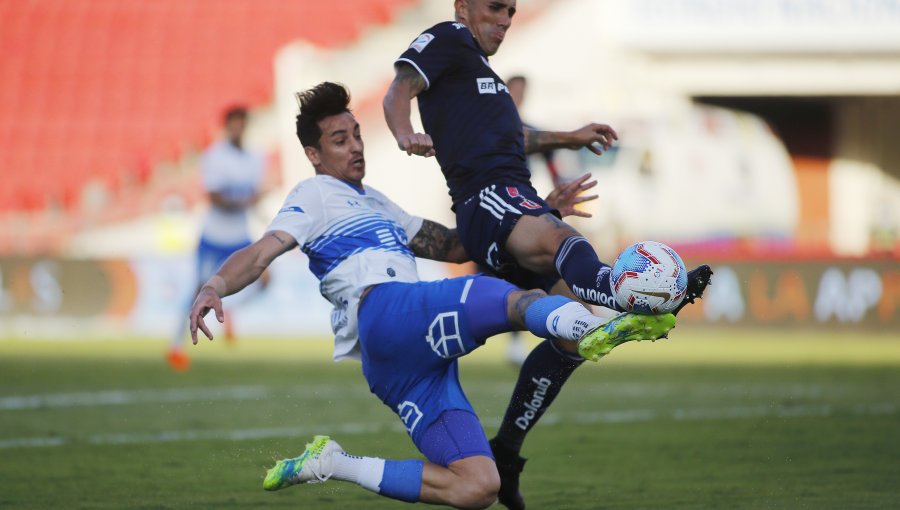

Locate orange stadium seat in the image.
[0,0,414,213]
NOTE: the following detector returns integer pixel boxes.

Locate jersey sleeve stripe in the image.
[395,58,431,90]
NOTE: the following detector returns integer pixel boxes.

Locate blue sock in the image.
[524,295,573,338]
[379,459,423,502]
[554,236,623,311]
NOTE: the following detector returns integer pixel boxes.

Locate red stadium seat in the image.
[0,0,414,215]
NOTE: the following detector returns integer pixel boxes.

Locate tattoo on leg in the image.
[514,290,547,321]
[541,213,578,233]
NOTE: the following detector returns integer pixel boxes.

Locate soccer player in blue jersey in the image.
[383,1,713,507]
[189,82,675,509]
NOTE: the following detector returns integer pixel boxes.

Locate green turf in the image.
[1,329,898,509]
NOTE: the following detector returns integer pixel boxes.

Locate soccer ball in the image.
[610,241,688,314]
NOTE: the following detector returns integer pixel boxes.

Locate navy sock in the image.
[554,236,623,311]
[494,339,584,453]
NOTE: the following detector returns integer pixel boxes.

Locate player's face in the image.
[306,112,365,187]
[456,0,516,56]
[225,116,246,145]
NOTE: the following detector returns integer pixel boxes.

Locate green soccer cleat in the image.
[577,312,676,362]
[263,435,343,491]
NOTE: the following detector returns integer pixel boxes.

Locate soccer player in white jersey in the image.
[188,82,675,508]
[166,106,267,371]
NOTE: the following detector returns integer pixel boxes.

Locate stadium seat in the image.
[0,0,414,215]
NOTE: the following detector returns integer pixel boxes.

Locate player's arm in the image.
[408,220,468,263]
[190,231,297,343]
[523,123,618,156]
[383,63,435,158]
[544,173,598,219]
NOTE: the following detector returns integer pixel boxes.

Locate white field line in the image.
[0,381,865,412]
[0,385,270,410]
[0,402,895,450]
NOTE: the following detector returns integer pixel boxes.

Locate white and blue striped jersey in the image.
[266,175,424,361]
[201,141,265,245]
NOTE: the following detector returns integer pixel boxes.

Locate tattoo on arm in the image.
[409,220,461,261]
[394,63,428,97]
[268,232,289,245]
[523,127,566,155]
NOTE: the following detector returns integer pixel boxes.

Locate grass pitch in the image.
[1,329,898,509]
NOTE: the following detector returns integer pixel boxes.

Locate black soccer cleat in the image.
[673,264,714,316]
[490,438,527,510]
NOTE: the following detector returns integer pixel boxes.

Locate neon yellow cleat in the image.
[577,312,676,362]
[263,435,343,491]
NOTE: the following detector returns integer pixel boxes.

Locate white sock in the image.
[331,452,385,492]
[547,301,605,341]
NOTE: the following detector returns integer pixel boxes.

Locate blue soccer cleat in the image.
[263,435,343,491]
[577,312,676,362]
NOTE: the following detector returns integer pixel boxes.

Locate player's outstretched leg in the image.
[264,435,424,503]
[264,435,342,490]
[577,312,677,362]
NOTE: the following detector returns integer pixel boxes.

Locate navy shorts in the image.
[357,275,517,459]
[457,183,561,292]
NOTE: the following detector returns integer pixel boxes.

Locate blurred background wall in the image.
[1,0,898,338]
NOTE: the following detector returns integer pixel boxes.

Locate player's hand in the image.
[189,286,224,345]
[397,132,436,158]
[545,173,598,218]
[568,123,618,155]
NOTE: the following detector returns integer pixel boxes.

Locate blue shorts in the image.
[458,183,560,292]
[357,275,518,460]
[196,237,251,284]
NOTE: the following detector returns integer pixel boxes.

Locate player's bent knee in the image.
[446,457,501,509]
[507,214,579,273]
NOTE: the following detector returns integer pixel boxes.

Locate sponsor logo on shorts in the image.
[515,377,552,430]
[427,312,466,358]
[485,242,502,271]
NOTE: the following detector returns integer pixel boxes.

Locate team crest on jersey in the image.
[409,33,434,53]
[452,22,466,30]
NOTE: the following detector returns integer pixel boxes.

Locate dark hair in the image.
[222,105,248,124]
[507,75,527,86]
[295,82,352,148]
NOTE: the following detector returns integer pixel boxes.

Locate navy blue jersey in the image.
[397,22,531,206]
